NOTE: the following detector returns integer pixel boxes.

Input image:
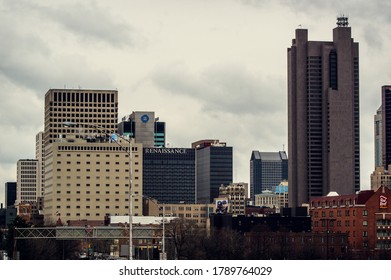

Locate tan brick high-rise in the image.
[43,89,142,224]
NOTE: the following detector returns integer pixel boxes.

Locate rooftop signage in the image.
[145,148,187,154]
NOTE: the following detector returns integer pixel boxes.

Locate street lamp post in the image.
[135,194,167,260]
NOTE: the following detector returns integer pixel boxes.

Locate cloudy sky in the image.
[0,0,390,205]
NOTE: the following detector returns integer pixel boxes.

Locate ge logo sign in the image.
[141,114,149,123]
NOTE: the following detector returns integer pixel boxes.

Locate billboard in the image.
[215,199,228,214]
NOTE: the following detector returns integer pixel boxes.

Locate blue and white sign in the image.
[140,114,149,123]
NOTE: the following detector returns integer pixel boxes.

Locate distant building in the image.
[118,111,165,148]
[371,165,391,191]
[144,200,214,228]
[250,151,288,199]
[35,131,45,209]
[288,17,360,207]
[43,137,143,224]
[210,212,311,233]
[381,86,391,169]
[310,187,391,258]
[0,206,17,228]
[16,159,40,205]
[193,140,233,203]
[217,182,248,215]
[5,182,16,208]
[273,181,289,208]
[375,106,382,168]
[254,190,279,209]
[143,147,195,204]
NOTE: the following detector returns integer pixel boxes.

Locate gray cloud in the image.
[152,63,285,117]
[0,1,117,93]
[240,0,391,26]
[1,0,138,48]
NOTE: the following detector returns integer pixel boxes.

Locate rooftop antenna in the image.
[336,14,349,27]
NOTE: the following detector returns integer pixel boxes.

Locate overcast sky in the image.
[1,0,390,205]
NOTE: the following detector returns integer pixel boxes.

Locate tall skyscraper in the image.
[288,16,360,207]
[374,105,382,168]
[193,140,233,203]
[250,151,288,199]
[381,86,391,169]
[118,111,166,148]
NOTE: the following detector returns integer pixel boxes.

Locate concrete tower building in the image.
[288,16,360,207]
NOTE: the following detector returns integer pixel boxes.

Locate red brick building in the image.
[310,187,391,258]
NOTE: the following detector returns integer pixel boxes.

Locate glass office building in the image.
[143,147,195,204]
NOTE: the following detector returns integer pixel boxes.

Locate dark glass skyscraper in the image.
[142,147,195,204]
[5,182,17,208]
[381,86,391,168]
[250,151,288,199]
[193,140,233,203]
[288,17,360,207]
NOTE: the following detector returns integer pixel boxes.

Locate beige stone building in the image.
[217,182,248,215]
[43,137,143,224]
[371,165,391,191]
[144,200,214,228]
[254,190,280,209]
[44,89,119,147]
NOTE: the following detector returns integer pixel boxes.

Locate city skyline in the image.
[1,0,391,204]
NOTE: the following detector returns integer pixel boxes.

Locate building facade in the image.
[143,147,195,204]
[381,86,391,169]
[371,165,391,191]
[43,137,143,224]
[310,187,391,258]
[250,151,288,198]
[288,17,360,207]
[118,111,165,148]
[273,181,289,208]
[217,182,248,215]
[35,132,45,202]
[375,106,383,168]
[193,140,233,204]
[44,89,118,146]
[144,201,214,228]
[254,190,280,209]
[16,159,40,204]
[5,182,16,208]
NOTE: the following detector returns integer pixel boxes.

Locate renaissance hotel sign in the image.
[145,148,187,154]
